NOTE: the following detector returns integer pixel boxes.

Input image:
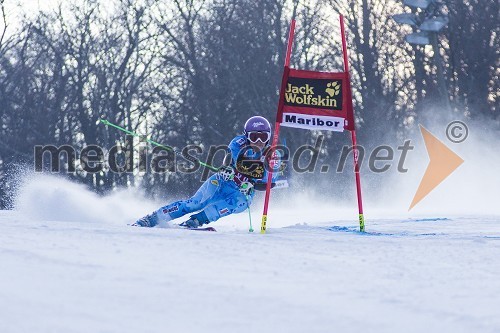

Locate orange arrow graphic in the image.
[409,125,464,211]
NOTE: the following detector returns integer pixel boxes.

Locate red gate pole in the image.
[260,20,296,234]
[340,15,365,232]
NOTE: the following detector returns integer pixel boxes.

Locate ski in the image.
[182,226,217,232]
[129,223,216,231]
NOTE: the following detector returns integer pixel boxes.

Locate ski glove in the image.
[239,181,254,196]
[218,166,235,181]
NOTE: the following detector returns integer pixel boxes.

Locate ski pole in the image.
[99,118,218,172]
[246,195,254,233]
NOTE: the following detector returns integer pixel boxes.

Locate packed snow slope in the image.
[1,176,500,333]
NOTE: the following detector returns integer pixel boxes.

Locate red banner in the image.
[277,68,355,132]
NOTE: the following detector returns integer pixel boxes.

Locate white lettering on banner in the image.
[281,113,345,132]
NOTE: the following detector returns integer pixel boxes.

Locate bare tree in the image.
[445,0,499,120]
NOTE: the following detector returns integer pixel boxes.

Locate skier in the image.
[133,116,282,229]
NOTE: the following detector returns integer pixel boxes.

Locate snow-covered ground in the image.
[1,175,499,333]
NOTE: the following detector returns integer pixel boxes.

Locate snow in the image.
[1,175,500,333]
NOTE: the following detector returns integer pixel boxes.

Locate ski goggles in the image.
[246,131,270,143]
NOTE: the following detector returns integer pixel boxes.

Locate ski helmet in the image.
[244,116,271,144]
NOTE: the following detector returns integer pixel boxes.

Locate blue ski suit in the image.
[154,135,281,225]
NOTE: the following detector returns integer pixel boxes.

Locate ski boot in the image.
[179,211,210,229]
[132,212,159,227]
